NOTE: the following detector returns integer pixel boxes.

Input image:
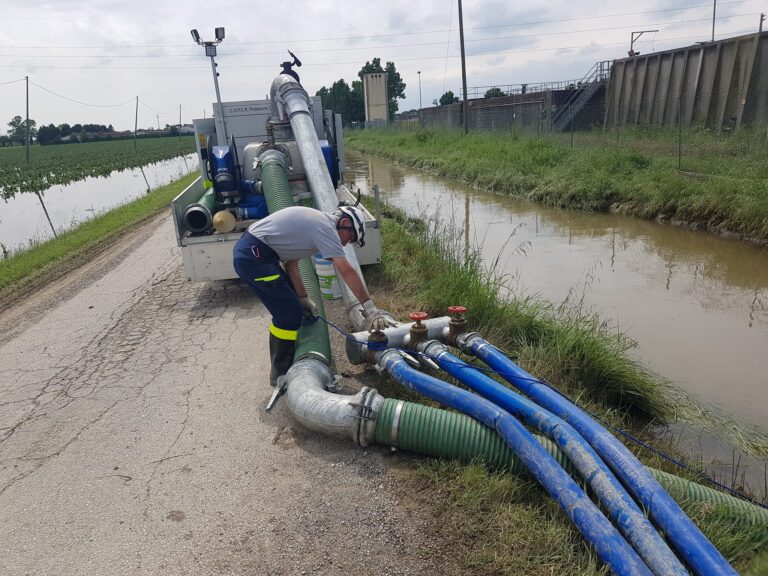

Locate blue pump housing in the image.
[209,145,239,201]
[319,139,339,188]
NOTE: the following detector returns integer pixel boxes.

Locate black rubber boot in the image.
[269,333,295,387]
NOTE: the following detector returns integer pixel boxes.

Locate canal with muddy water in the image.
[349,152,768,502]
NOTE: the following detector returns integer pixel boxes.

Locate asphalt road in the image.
[0,214,438,576]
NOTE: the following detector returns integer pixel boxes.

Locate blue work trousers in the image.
[233,232,302,338]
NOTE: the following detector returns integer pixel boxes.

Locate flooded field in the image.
[0,153,196,254]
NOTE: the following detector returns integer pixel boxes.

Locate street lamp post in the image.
[418,71,422,110]
[191,27,227,144]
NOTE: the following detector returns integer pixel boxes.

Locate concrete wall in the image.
[605,31,768,130]
[363,73,389,125]
[420,92,558,133]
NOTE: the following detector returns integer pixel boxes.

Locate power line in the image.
[29,80,136,107]
[1,13,758,62]
[0,78,26,87]
[2,29,755,72]
[0,0,758,50]
[138,98,176,115]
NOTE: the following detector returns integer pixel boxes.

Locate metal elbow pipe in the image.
[285,358,384,447]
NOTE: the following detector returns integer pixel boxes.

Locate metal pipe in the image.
[270,74,370,331]
[183,188,216,233]
[456,333,738,576]
[423,341,688,576]
[284,358,383,446]
[376,349,653,576]
[345,317,452,364]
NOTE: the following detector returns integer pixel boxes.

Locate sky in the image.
[1,0,764,132]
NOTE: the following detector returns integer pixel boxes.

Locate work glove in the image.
[361,299,397,332]
[298,296,318,319]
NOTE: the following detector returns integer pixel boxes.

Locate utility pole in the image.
[179,104,182,141]
[712,0,717,42]
[457,0,469,135]
[156,114,160,130]
[134,96,139,149]
[417,71,422,110]
[25,76,30,164]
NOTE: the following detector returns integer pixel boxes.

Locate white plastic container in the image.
[314,255,341,300]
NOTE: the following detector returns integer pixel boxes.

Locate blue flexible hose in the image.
[464,336,737,576]
[432,347,688,576]
[379,351,654,576]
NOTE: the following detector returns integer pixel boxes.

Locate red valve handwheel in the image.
[448,306,467,315]
[409,311,429,322]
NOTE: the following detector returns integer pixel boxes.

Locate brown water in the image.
[349,153,768,499]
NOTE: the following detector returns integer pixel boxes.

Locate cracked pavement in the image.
[0,214,439,576]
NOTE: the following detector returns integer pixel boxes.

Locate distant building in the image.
[363,73,389,126]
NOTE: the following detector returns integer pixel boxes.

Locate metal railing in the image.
[551,61,612,131]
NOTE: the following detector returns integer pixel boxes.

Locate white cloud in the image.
[1,0,761,128]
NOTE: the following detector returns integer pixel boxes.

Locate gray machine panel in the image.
[212,96,325,159]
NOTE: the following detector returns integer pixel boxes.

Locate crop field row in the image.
[0,137,195,198]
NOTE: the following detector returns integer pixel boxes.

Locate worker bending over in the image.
[233,205,396,386]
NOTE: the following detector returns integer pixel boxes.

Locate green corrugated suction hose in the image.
[375,398,768,526]
[260,157,332,364]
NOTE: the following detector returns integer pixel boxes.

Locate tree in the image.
[0,135,10,147]
[439,91,459,106]
[58,123,71,137]
[484,87,505,98]
[357,58,406,120]
[37,123,61,145]
[316,79,364,124]
[7,115,37,145]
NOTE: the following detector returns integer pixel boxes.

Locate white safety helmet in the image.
[334,205,366,247]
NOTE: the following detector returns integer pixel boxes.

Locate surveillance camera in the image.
[215,27,225,41]
[191,29,200,43]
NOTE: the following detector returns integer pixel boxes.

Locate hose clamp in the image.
[351,387,383,447]
[455,331,482,353]
[390,400,406,449]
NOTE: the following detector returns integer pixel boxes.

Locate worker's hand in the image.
[298,296,318,319]
[360,299,397,332]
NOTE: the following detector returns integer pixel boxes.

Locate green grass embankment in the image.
[0,172,198,307]
[348,128,768,244]
[366,204,768,575]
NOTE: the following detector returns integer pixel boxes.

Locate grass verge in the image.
[0,172,198,308]
[347,128,768,244]
[367,203,768,575]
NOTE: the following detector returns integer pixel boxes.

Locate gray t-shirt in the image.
[246,206,345,261]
